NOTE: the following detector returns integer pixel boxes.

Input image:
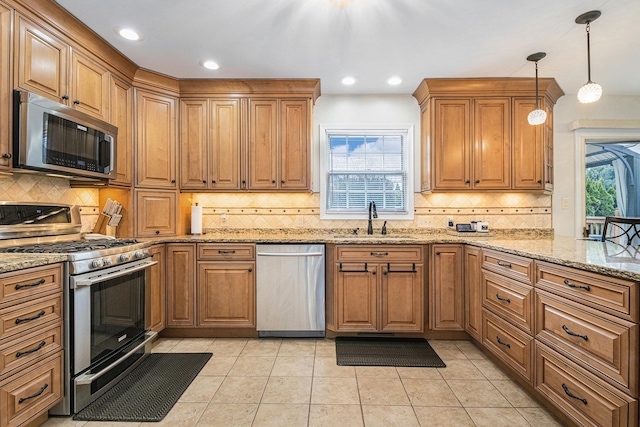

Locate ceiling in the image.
[53,0,640,96]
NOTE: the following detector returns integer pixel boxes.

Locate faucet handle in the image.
[352,227,359,235]
[381,221,387,235]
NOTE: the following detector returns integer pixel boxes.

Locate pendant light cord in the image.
[586,22,592,82]
[535,61,539,109]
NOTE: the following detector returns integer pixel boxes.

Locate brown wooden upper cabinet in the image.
[135,89,178,188]
[109,75,133,186]
[178,79,319,192]
[413,78,564,193]
[15,13,110,120]
[0,2,11,170]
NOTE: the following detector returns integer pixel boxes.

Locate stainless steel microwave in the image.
[13,90,117,180]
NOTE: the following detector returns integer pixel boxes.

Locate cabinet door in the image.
[180,99,208,189]
[166,244,196,327]
[15,14,68,102]
[473,98,510,189]
[464,246,483,340]
[248,99,278,190]
[433,99,471,189]
[135,190,176,237]
[543,101,554,192]
[149,244,166,333]
[210,99,242,190]
[0,3,10,169]
[335,264,378,331]
[197,261,255,327]
[431,244,464,330]
[109,76,133,186]
[381,263,424,332]
[512,98,544,190]
[135,89,177,188]
[279,99,309,190]
[69,48,109,120]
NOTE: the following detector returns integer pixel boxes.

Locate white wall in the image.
[312,95,421,192]
[553,95,640,236]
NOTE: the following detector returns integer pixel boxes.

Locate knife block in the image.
[93,214,110,234]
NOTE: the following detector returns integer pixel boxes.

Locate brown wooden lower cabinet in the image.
[149,244,166,332]
[430,244,463,330]
[535,341,638,427]
[166,243,196,327]
[464,246,483,340]
[335,265,378,332]
[197,261,255,327]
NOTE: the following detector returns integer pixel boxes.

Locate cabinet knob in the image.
[1,153,11,159]
[155,230,160,235]
[465,180,470,184]
[202,180,206,184]
[546,180,551,184]
[248,268,253,273]
[171,179,176,184]
[475,180,480,184]
[271,180,276,184]
[62,95,69,100]
[371,271,376,275]
[537,180,542,184]
[281,180,285,184]
[211,180,216,184]
[436,252,441,255]
[73,100,80,105]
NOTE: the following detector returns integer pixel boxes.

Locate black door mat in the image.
[73,353,212,422]
[335,337,446,368]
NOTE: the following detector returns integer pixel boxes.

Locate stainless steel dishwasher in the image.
[256,244,325,337]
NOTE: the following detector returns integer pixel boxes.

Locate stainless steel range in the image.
[0,202,157,415]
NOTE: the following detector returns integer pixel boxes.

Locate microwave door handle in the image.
[72,260,157,288]
[74,331,157,385]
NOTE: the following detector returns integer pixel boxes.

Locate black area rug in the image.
[73,353,212,422]
[335,337,446,368]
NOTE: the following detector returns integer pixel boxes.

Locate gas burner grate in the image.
[0,238,140,254]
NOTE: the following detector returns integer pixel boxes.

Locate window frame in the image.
[319,124,414,220]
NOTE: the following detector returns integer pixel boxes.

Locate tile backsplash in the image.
[189,192,552,232]
[0,173,100,231]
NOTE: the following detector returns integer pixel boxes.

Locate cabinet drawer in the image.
[0,351,63,427]
[198,244,255,261]
[336,245,423,262]
[536,290,638,397]
[0,323,62,379]
[535,342,638,427]
[482,270,534,334]
[536,261,638,322]
[482,309,534,383]
[0,295,62,343]
[482,249,533,284]
[0,265,62,309]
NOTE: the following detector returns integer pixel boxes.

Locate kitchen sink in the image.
[332,234,417,240]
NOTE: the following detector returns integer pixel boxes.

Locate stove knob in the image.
[91,259,103,269]
[102,258,113,266]
[134,250,146,259]
[119,254,130,262]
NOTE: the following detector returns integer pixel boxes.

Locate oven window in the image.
[90,269,145,365]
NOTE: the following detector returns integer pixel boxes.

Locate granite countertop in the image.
[3,231,639,282]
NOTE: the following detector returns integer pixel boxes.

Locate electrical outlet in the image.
[296,216,304,227]
[447,217,454,228]
[561,198,570,210]
[221,212,228,226]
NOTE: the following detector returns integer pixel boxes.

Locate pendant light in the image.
[527,52,547,125]
[576,10,602,103]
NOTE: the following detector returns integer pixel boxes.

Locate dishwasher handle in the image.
[257,252,324,257]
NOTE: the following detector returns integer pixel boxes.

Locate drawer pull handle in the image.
[495,293,511,303]
[496,336,511,348]
[18,383,48,404]
[15,310,46,324]
[370,252,389,257]
[562,383,587,405]
[497,261,512,268]
[384,263,417,274]
[15,278,46,290]
[564,279,590,291]
[16,341,46,358]
[562,324,588,341]
[339,262,368,273]
[218,250,236,254]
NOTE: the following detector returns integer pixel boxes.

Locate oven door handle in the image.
[74,331,157,386]
[72,260,157,288]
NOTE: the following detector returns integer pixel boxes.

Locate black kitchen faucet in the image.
[367,201,378,234]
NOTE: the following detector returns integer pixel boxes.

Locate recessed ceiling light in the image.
[387,76,403,86]
[201,60,220,70]
[340,76,357,86]
[118,28,141,41]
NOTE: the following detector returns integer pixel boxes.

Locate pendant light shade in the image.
[576,10,602,103]
[527,52,547,126]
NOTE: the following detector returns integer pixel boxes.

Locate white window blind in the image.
[326,131,408,214]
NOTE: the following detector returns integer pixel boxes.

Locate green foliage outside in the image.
[586,165,617,216]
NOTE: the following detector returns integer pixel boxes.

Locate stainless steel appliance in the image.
[0,202,156,415]
[256,244,325,337]
[13,90,117,180]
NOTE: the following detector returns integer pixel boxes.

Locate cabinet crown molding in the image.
[179,79,321,103]
[413,78,565,106]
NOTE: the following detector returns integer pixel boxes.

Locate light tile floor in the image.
[43,338,565,427]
